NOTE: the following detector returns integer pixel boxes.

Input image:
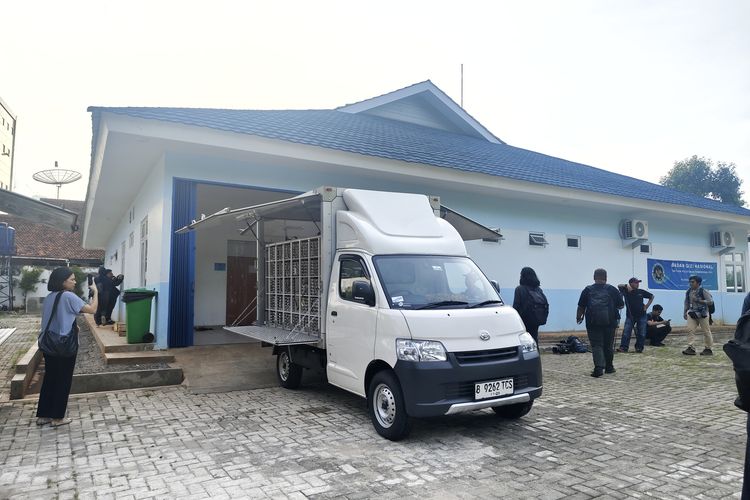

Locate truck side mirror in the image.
[490,280,500,293]
[352,281,376,306]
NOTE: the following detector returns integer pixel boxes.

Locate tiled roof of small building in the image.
[88,105,750,217]
[1,198,103,262]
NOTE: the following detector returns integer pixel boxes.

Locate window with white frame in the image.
[566,235,581,249]
[723,252,745,293]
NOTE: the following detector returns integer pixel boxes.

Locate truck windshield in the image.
[373,255,502,310]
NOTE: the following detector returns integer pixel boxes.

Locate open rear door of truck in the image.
[176,190,324,346]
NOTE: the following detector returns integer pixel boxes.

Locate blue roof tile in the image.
[87,106,750,217]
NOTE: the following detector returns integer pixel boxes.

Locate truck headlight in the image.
[519,332,537,353]
[396,339,447,362]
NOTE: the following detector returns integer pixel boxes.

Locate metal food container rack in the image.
[265,236,321,335]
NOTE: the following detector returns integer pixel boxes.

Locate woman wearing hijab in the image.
[512,267,548,343]
[36,267,98,427]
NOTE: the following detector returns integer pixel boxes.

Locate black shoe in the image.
[105,320,115,325]
[605,367,616,374]
[635,348,643,353]
[699,348,713,356]
[591,368,604,378]
[682,346,697,355]
[654,342,665,347]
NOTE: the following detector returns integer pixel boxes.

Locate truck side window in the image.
[339,258,371,302]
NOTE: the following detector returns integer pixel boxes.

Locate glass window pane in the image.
[723,254,733,263]
[726,265,736,292]
[736,265,745,293]
[736,253,744,262]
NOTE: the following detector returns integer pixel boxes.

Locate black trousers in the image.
[647,325,672,345]
[94,291,110,324]
[525,322,540,343]
[105,291,119,322]
[587,325,615,370]
[36,353,76,419]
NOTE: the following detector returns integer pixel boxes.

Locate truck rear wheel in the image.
[277,349,302,389]
[492,400,533,419]
[367,370,410,441]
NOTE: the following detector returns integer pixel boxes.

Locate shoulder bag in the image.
[38,292,79,358]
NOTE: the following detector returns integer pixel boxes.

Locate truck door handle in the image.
[331,311,337,317]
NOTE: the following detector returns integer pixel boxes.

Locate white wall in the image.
[102,155,166,332]
[141,149,749,341]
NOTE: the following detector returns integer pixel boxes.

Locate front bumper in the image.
[393,347,542,418]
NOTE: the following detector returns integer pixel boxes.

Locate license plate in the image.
[475,378,514,400]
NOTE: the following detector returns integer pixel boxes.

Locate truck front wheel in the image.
[367,370,411,441]
[492,400,533,419]
[277,349,302,389]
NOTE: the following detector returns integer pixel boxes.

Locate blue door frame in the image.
[168,179,196,347]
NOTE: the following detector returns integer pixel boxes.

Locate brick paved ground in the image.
[0,315,40,403]
[0,331,746,499]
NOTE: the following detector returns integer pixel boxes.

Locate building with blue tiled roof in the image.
[83,81,750,349]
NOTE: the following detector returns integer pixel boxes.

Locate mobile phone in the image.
[87,275,93,286]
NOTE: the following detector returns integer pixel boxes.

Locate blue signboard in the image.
[646,258,718,290]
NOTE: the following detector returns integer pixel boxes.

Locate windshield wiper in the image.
[467,300,504,309]
[417,300,469,310]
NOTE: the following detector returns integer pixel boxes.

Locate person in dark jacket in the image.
[94,267,117,326]
[512,267,547,343]
[104,270,124,324]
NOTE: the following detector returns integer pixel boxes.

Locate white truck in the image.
[180,187,542,440]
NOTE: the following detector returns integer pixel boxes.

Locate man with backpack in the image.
[683,275,714,356]
[616,277,654,353]
[576,268,624,378]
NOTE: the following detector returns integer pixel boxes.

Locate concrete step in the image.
[105,351,175,365]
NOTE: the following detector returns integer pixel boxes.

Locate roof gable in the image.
[337,81,503,144]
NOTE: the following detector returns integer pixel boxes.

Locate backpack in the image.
[526,287,549,326]
[552,341,571,354]
[566,335,589,353]
[684,287,716,315]
[724,312,750,412]
[586,285,612,326]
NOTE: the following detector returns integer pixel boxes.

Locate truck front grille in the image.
[443,375,529,399]
[453,347,518,365]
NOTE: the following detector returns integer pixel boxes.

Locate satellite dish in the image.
[32,161,82,199]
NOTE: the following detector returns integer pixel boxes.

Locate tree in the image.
[18,267,43,300]
[660,155,745,206]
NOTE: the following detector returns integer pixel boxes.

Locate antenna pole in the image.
[460,64,464,108]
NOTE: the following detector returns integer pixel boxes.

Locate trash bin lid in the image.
[122,288,158,303]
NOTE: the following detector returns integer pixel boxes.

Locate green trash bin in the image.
[122,288,158,344]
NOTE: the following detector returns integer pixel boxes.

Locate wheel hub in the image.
[374,384,396,428]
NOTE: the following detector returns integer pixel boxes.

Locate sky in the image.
[4,0,750,202]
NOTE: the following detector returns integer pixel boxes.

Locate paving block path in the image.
[0,331,746,499]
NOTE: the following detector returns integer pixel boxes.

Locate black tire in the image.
[277,349,302,389]
[367,370,411,441]
[492,400,533,419]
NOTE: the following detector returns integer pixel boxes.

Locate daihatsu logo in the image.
[479,331,490,341]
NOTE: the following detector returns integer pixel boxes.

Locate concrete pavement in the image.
[0,329,746,499]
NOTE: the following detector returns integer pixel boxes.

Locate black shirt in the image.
[622,288,653,319]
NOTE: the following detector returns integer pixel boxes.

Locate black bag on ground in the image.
[566,335,589,353]
[526,287,549,326]
[586,285,612,326]
[724,312,750,412]
[38,292,79,358]
[552,340,571,354]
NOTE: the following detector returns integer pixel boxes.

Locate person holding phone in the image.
[646,304,672,346]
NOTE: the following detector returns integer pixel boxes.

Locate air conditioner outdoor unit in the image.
[711,230,736,248]
[620,219,649,240]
